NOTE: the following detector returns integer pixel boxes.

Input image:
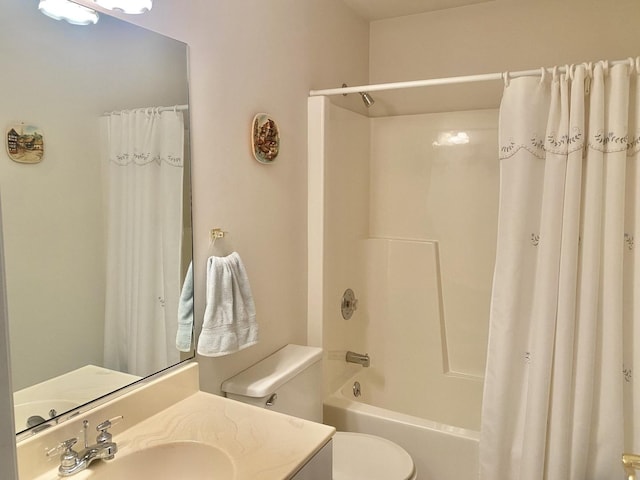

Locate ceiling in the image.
[342,0,496,21]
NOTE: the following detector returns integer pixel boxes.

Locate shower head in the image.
[360,91,375,108]
[341,83,375,108]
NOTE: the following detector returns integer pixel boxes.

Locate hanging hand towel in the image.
[197,252,258,357]
[176,262,194,352]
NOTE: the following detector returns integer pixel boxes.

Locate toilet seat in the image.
[332,432,416,480]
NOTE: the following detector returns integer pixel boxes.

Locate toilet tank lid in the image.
[221,344,323,398]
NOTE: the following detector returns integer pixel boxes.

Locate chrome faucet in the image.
[346,351,370,367]
[47,416,122,477]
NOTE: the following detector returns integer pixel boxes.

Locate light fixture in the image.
[93,0,153,14]
[432,131,470,147]
[39,0,99,25]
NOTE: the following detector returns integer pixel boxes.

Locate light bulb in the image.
[39,0,99,25]
[93,0,152,14]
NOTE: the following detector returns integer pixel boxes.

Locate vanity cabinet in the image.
[291,439,332,479]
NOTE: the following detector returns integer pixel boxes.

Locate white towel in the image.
[175,262,194,352]
[197,252,258,357]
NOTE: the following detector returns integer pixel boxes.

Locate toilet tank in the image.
[221,344,323,423]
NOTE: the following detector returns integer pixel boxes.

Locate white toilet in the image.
[221,344,417,480]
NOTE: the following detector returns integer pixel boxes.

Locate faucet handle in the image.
[46,437,78,457]
[46,437,84,476]
[96,415,123,432]
[96,415,123,443]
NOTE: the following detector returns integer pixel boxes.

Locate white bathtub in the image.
[324,368,480,480]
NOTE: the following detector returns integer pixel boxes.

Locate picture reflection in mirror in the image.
[1,1,193,434]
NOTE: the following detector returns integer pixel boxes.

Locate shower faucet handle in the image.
[341,288,359,319]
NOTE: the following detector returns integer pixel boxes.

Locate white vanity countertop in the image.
[20,362,334,479]
[30,391,334,480]
[100,391,335,479]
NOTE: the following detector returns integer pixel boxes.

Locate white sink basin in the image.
[14,399,79,432]
[86,441,235,479]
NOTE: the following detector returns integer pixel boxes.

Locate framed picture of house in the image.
[6,124,44,164]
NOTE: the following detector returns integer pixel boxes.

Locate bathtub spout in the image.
[346,351,370,367]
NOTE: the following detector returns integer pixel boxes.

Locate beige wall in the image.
[105,0,370,394]
[363,0,640,117]
[370,0,640,85]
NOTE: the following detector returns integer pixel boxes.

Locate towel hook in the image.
[210,228,225,240]
[209,228,228,249]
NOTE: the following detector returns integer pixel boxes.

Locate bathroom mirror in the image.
[1,1,193,436]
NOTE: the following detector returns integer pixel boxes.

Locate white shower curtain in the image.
[102,108,184,377]
[480,61,640,479]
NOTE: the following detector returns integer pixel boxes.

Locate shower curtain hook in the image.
[552,65,558,82]
[601,60,609,76]
[636,57,640,75]
[539,67,546,84]
[567,64,575,81]
[502,71,510,88]
[628,57,636,75]
[583,62,593,95]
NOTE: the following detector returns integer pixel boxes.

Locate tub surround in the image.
[17,362,334,480]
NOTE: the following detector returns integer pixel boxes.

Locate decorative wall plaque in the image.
[6,123,44,164]
[252,113,280,164]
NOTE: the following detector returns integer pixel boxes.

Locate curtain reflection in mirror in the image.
[101,108,184,377]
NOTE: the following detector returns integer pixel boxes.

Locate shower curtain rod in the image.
[309,58,635,97]
[102,104,189,116]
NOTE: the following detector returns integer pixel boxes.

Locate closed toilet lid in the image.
[332,432,415,480]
